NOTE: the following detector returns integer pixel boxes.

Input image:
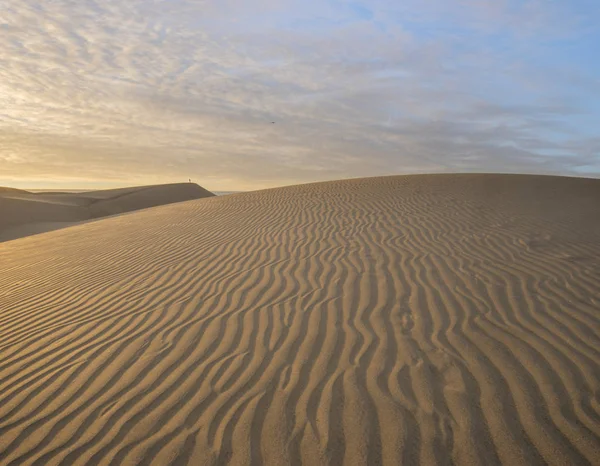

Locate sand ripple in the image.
[0,174,599,465]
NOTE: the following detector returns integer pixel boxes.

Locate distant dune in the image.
[0,183,214,242]
[0,174,599,465]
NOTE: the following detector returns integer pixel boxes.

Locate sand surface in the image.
[0,183,214,242]
[0,174,599,465]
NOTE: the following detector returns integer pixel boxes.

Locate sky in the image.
[1,0,599,191]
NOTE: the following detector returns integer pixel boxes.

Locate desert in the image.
[0,174,598,465]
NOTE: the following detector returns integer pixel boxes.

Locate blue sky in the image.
[0,0,599,190]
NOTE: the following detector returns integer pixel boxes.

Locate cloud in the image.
[0,0,599,190]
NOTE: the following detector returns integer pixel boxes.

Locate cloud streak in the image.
[1,0,599,189]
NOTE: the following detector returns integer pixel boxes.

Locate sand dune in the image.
[0,174,599,465]
[0,187,30,195]
[0,183,214,242]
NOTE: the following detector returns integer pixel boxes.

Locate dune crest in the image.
[0,183,214,242]
[0,174,599,465]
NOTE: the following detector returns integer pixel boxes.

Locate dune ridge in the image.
[0,174,599,465]
[0,183,214,242]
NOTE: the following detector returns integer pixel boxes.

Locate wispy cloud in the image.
[1,0,599,189]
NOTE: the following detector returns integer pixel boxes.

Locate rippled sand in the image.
[0,174,599,465]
